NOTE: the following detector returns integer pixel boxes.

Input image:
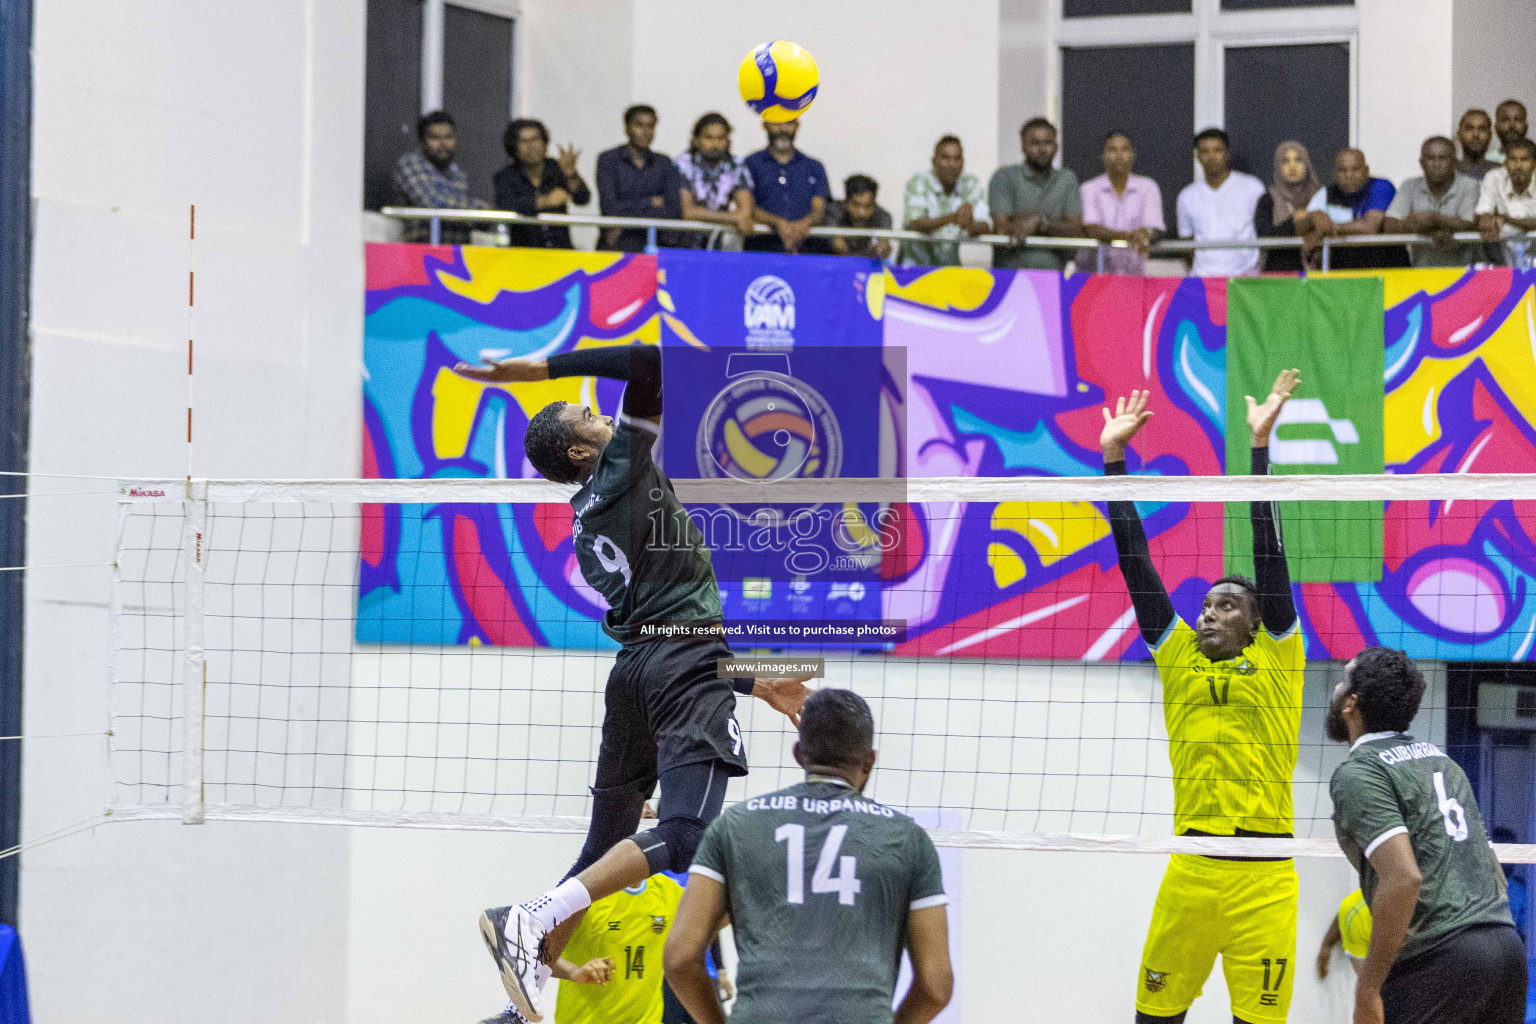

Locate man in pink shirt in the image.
[1080,132,1165,275]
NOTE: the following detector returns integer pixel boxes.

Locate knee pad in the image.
[566,780,654,880]
[631,815,708,875]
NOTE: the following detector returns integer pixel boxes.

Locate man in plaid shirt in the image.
[392,110,486,243]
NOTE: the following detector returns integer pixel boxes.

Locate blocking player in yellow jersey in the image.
[1101,371,1306,1024]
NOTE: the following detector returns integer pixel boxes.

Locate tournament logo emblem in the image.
[1144,969,1169,993]
[650,915,667,934]
[697,356,842,493]
[743,274,796,348]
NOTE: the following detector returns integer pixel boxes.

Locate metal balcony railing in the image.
[379,206,1536,273]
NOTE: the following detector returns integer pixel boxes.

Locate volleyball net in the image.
[106,472,1536,860]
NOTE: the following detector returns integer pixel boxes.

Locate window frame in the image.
[419,0,520,118]
[1050,0,1358,150]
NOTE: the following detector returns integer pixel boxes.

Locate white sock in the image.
[522,877,591,932]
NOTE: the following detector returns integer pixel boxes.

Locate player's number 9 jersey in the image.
[1152,618,1305,835]
[569,418,723,643]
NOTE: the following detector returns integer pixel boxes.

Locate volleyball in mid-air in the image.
[738,41,819,122]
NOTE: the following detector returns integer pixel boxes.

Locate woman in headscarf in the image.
[1255,140,1319,272]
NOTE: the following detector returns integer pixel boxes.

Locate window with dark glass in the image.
[1223,42,1350,183]
[1065,0,1191,15]
[363,0,424,211]
[1061,43,1195,231]
[442,4,514,206]
[1220,0,1353,10]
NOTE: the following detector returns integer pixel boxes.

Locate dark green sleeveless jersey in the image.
[569,416,722,644]
[1331,732,1512,963]
[689,777,947,1024]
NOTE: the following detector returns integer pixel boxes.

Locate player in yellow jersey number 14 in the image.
[1103,371,1309,1024]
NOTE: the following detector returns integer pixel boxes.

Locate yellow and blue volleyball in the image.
[738,41,819,122]
[1338,889,1372,959]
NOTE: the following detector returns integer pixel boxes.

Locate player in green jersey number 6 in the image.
[665,689,954,1024]
[452,344,812,1023]
[1326,646,1525,1024]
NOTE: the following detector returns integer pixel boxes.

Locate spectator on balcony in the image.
[1494,99,1529,163]
[989,118,1083,272]
[744,119,830,253]
[596,104,683,252]
[493,118,591,249]
[675,112,757,246]
[900,135,989,267]
[1298,147,1401,269]
[1383,137,1481,268]
[826,175,893,260]
[392,110,487,244]
[1175,127,1266,277]
[1477,138,1536,263]
[1458,108,1499,181]
[1254,140,1318,273]
[1079,132,1164,275]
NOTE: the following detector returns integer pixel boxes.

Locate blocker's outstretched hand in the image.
[450,356,549,384]
[1100,389,1154,462]
[1246,367,1301,447]
[753,675,814,727]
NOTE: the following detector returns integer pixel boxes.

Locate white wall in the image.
[23,1,365,1022]
[1453,0,1536,150]
[1358,0,1456,185]
[516,0,636,248]
[998,0,1053,169]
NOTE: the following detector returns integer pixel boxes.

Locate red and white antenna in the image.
[186,204,195,493]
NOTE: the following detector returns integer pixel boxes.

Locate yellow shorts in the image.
[1136,854,1299,1023]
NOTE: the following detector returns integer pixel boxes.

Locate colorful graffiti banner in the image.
[362,244,1536,662]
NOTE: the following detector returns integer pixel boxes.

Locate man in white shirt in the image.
[1175,127,1266,277]
[1477,138,1536,265]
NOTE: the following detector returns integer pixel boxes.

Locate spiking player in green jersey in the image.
[1327,646,1524,1024]
[452,344,812,1023]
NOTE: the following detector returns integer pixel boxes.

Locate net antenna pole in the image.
[187,204,195,489]
[181,204,205,825]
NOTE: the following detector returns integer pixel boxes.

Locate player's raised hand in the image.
[753,675,814,727]
[450,356,550,384]
[1100,390,1154,461]
[570,957,615,985]
[1246,367,1301,447]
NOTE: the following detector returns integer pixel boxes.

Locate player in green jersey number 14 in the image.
[665,689,954,1024]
